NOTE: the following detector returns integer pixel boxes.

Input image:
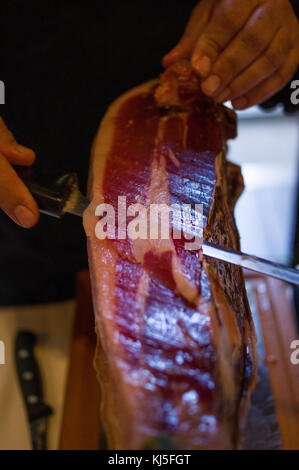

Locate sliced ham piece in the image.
[83,60,257,450]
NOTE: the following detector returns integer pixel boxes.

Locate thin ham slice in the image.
[83,60,257,450]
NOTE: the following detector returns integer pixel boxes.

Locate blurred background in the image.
[228,106,298,266]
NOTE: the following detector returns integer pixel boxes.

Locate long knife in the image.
[202,241,299,285]
[16,168,299,286]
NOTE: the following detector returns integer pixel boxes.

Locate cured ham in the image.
[83,60,257,450]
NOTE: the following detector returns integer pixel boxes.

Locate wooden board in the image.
[59,270,101,450]
[244,274,299,450]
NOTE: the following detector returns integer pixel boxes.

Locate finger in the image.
[202,3,279,97]
[162,0,215,67]
[231,48,299,109]
[215,28,290,103]
[191,0,254,78]
[0,153,39,228]
[0,117,35,166]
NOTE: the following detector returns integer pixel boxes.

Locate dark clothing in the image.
[0,1,298,305]
[0,1,198,305]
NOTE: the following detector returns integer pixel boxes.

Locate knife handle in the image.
[15,330,52,422]
[14,166,78,218]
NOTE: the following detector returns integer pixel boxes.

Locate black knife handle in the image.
[14,167,78,218]
[15,330,52,422]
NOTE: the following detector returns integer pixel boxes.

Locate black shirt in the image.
[0,1,198,305]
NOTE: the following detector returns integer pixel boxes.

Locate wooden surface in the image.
[59,270,100,450]
[245,274,299,450]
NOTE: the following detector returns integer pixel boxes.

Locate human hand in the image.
[0,117,39,228]
[163,0,299,109]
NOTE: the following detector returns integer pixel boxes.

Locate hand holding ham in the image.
[0,117,39,228]
[163,0,299,109]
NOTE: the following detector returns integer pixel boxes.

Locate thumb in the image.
[162,0,215,67]
[0,117,35,166]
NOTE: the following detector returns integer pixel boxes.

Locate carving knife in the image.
[15,168,299,286]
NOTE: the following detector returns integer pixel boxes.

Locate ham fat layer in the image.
[84,61,257,450]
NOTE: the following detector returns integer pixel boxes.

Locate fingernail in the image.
[202,75,221,96]
[193,56,211,78]
[15,144,30,154]
[216,89,230,103]
[232,97,247,110]
[14,205,37,228]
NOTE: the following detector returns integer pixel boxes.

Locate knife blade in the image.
[16,169,299,285]
[202,241,299,286]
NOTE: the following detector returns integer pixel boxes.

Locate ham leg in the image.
[83,60,257,450]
